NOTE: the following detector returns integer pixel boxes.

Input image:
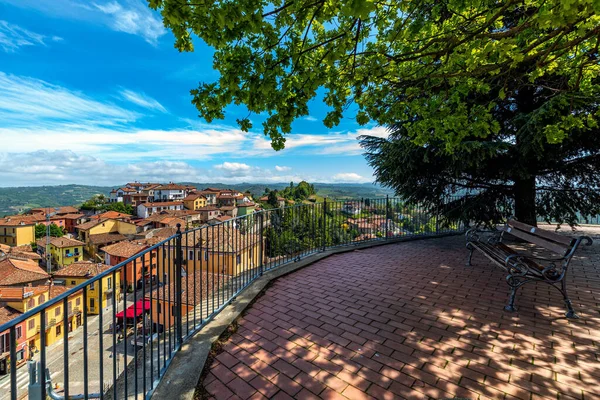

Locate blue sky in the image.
[0,0,386,187]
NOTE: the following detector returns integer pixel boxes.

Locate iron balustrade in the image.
[0,197,465,400]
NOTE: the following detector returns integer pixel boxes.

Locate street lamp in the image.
[45,208,59,274]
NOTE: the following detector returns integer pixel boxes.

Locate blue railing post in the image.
[175,224,183,348]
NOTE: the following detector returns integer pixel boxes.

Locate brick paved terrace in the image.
[198,230,600,400]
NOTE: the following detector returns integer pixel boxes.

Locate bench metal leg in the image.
[504,286,518,312]
[560,280,579,319]
[465,243,474,266]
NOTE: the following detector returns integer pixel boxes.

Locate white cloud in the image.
[332,173,370,183]
[275,165,291,172]
[0,72,138,127]
[0,20,51,52]
[2,0,165,45]
[119,89,167,112]
[303,116,318,122]
[93,1,166,45]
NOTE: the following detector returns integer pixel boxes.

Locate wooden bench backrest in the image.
[503,219,574,256]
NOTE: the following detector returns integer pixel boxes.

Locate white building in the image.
[137,201,185,219]
[154,184,188,201]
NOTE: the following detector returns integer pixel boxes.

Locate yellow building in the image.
[160,226,262,277]
[0,216,36,247]
[75,218,137,257]
[53,261,121,314]
[36,237,84,268]
[183,193,208,211]
[0,285,84,349]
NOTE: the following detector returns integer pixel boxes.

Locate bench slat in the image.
[502,226,568,256]
[507,219,573,246]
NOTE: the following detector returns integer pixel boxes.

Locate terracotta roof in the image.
[101,241,147,258]
[75,219,104,231]
[61,213,85,220]
[119,187,137,193]
[8,251,42,261]
[53,261,112,278]
[148,270,230,305]
[159,217,186,227]
[203,187,222,192]
[214,215,232,222]
[88,233,127,245]
[182,226,259,252]
[36,237,84,248]
[0,305,22,325]
[154,183,188,190]
[29,206,79,215]
[238,202,256,207]
[197,206,219,212]
[92,211,131,220]
[183,193,206,201]
[0,286,48,300]
[0,216,38,226]
[0,258,50,285]
[150,227,178,239]
[219,206,236,211]
[140,201,184,208]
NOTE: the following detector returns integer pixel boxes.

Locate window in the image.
[68,302,72,315]
[71,281,76,285]
[236,255,241,265]
[17,349,24,361]
[27,298,35,308]
[89,281,95,290]
[55,307,61,317]
[16,326,22,339]
[204,251,209,261]
[28,319,35,330]
[56,325,61,336]
[188,250,194,260]
[39,294,45,304]
[76,298,80,306]
[90,298,95,310]
[107,277,112,290]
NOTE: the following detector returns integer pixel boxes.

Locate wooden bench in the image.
[465,219,593,318]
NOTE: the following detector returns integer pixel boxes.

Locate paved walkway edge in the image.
[150,232,463,400]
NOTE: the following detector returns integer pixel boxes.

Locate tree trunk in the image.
[514,176,537,226]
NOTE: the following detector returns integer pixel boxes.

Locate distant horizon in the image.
[0,181,386,189]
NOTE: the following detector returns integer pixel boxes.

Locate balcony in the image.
[0,198,597,400]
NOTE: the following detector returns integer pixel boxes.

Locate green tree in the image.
[150,0,599,150]
[105,202,134,215]
[35,223,65,240]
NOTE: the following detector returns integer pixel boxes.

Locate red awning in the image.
[116,300,150,319]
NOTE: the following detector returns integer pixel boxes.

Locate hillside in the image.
[0,183,394,216]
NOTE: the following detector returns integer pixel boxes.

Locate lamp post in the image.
[45,208,59,274]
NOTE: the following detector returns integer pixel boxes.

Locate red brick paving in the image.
[201,235,600,399]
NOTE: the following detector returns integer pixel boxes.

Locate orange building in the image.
[102,241,158,290]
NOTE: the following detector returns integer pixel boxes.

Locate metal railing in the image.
[0,196,465,400]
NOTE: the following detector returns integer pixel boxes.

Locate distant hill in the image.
[0,182,393,216]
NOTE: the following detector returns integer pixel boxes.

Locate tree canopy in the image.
[150,0,600,151]
[35,223,65,240]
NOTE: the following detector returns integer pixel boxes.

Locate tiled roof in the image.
[238,202,256,207]
[140,201,184,208]
[0,286,47,300]
[101,241,147,258]
[149,227,177,239]
[148,270,230,305]
[53,261,112,278]
[88,233,127,245]
[203,187,222,192]
[61,213,86,220]
[36,237,84,248]
[8,251,42,261]
[0,258,50,285]
[0,305,21,325]
[197,206,219,212]
[75,219,104,231]
[29,206,79,215]
[159,217,185,227]
[154,183,188,190]
[182,226,259,252]
[0,215,38,226]
[120,187,137,193]
[183,193,206,201]
[92,211,132,220]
